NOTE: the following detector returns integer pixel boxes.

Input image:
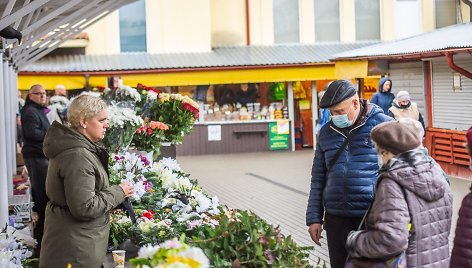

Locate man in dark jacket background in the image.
[306,80,392,268]
[370,77,394,114]
[21,84,50,257]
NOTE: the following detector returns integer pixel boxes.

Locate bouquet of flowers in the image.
[148,93,199,144]
[102,105,143,153]
[109,152,154,201]
[135,83,161,116]
[130,237,209,268]
[132,120,169,154]
[0,225,34,268]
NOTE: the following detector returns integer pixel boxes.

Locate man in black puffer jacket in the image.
[306,80,392,268]
[21,84,50,257]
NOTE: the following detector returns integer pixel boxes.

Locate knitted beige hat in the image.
[371,119,422,155]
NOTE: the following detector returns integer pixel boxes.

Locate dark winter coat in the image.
[450,186,472,267]
[306,101,392,225]
[40,122,125,268]
[346,149,453,268]
[370,77,395,114]
[20,98,50,159]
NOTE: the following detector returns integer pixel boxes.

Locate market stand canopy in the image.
[0,0,138,68]
[332,22,472,61]
[18,41,379,89]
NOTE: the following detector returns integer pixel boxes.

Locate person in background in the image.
[48,85,70,124]
[388,90,426,130]
[450,126,472,267]
[370,77,394,114]
[346,119,452,267]
[316,90,331,132]
[306,80,392,268]
[40,95,134,268]
[20,84,50,257]
[54,84,67,97]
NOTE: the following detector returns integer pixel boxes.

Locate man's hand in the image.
[31,212,39,228]
[308,223,323,246]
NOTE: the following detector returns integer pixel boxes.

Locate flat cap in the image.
[319,80,357,108]
[371,119,422,155]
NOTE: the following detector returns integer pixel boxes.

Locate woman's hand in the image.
[119,182,134,198]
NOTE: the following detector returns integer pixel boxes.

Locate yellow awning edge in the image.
[335,61,368,79]
[18,65,337,89]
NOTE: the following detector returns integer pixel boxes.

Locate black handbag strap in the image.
[327,136,350,173]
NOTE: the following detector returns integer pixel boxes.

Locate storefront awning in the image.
[18,65,336,89]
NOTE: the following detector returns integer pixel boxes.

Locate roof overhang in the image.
[0,0,137,68]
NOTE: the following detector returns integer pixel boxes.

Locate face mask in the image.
[400,102,411,109]
[332,114,353,128]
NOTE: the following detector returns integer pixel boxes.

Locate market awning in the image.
[18,41,380,89]
[331,22,472,60]
[18,65,336,89]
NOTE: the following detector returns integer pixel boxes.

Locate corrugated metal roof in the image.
[20,41,378,72]
[333,22,472,59]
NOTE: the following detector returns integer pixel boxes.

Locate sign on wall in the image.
[269,122,289,150]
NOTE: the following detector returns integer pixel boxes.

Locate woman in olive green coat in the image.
[40,95,134,268]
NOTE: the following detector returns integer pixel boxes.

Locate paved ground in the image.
[178,150,470,267]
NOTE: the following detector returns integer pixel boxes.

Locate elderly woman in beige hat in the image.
[345,118,453,267]
[388,90,426,130]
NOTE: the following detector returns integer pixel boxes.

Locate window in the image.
[355,0,380,40]
[435,0,457,28]
[273,0,300,43]
[314,0,340,42]
[394,0,422,39]
[119,0,147,52]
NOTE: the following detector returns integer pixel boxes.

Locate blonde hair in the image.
[67,95,106,130]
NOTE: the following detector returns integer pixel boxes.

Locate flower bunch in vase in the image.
[135,83,161,116]
[131,120,169,155]
[130,237,209,268]
[103,85,142,109]
[148,93,200,144]
[102,105,143,153]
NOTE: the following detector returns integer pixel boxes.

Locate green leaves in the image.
[189,209,314,267]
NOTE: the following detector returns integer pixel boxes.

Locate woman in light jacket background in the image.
[346,119,453,268]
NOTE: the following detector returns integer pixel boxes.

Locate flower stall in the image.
[2,84,318,268]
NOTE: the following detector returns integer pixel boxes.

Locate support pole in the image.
[0,53,10,227]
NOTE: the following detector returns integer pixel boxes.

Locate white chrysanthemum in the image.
[178,247,210,268]
[137,244,160,259]
[154,157,182,173]
[160,169,179,189]
[107,106,143,128]
[117,85,142,102]
[138,220,157,233]
[147,91,158,101]
[49,95,70,107]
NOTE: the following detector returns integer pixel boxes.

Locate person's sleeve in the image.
[418,112,426,131]
[21,112,47,142]
[346,180,410,259]
[306,141,327,225]
[387,110,396,119]
[370,93,378,105]
[63,154,126,221]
